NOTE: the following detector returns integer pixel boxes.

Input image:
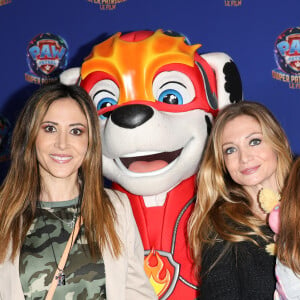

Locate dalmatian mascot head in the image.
[61,29,242,299]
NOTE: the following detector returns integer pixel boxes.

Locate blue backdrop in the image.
[0,0,299,168]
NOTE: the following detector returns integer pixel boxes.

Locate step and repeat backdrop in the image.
[0,0,300,179]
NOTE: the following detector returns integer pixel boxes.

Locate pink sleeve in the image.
[268,204,280,234]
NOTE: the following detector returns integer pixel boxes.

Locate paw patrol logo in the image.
[87,0,127,10]
[272,27,300,89]
[25,33,69,85]
[224,0,242,6]
[0,0,11,6]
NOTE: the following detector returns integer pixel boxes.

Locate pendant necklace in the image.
[56,267,66,286]
[38,195,81,286]
[41,199,79,229]
[42,211,78,286]
[46,209,77,228]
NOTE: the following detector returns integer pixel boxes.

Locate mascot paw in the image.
[258,188,280,213]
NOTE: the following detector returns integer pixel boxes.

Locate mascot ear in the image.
[60,67,81,85]
[201,52,243,109]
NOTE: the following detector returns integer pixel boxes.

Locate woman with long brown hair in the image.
[188,101,292,299]
[0,83,157,299]
[274,157,300,299]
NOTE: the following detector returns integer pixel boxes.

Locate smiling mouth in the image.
[116,148,183,174]
[241,166,260,175]
[50,154,72,163]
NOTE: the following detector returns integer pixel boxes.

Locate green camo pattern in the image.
[19,198,106,299]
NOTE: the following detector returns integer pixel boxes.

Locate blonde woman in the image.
[0,83,157,300]
[189,101,292,299]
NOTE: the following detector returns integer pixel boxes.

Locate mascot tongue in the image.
[121,149,182,173]
[129,160,168,173]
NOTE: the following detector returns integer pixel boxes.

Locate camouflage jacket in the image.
[0,189,157,300]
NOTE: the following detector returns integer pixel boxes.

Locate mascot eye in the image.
[153,71,195,105]
[88,79,120,119]
[158,89,183,104]
[97,98,118,119]
[97,98,117,110]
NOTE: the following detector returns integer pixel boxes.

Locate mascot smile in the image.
[61,29,243,299]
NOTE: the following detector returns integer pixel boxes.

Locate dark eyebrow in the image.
[160,81,186,89]
[41,121,87,128]
[69,123,87,128]
[94,89,115,97]
[41,121,58,125]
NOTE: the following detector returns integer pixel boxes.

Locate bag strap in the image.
[45,216,82,300]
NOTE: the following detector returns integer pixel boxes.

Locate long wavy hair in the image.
[0,83,121,262]
[188,101,292,270]
[277,157,300,274]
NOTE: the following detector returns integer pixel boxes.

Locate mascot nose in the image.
[111,104,154,129]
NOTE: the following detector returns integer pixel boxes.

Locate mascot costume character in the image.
[61,29,243,299]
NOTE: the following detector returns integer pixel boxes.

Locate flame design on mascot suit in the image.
[61,29,243,299]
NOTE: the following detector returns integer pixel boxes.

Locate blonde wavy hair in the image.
[0,83,121,262]
[188,101,292,270]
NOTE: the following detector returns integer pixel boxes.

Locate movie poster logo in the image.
[272,27,300,89]
[224,0,242,7]
[25,33,69,85]
[87,0,127,10]
[0,0,12,7]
